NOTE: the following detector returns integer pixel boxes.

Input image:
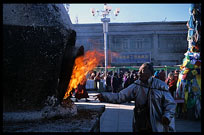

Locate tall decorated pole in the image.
[176,4,201,119]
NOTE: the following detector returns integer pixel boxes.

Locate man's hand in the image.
[93,94,105,102]
[162,116,170,126]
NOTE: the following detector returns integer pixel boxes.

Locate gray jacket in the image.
[101,77,176,132]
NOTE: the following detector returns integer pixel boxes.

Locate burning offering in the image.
[64,50,104,99]
[42,50,104,118]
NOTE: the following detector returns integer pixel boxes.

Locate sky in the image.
[68,4,192,24]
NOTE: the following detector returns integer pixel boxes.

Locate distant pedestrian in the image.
[174,69,179,82]
[133,71,138,81]
[105,72,112,92]
[123,71,132,88]
[94,72,101,90]
[130,71,136,84]
[118,71,124,91]
[111,72,119,93]
[90,72,95,80]
[158,70,166,82]
[165,72,177,98]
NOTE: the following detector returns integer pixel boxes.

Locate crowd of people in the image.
[85,69,180,99]
[85,70,139,93]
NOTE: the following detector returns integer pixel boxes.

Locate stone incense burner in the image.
[3,4,105,132]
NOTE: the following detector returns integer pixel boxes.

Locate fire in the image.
[63,50,104,99]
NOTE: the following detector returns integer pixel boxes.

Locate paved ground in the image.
[74,90,201,132]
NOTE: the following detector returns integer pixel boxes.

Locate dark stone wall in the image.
[3,4,76,112]
[3,25,74,111]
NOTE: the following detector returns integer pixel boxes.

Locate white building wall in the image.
[73,21,187,66]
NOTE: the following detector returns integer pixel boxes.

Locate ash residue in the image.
[41,95,77,119]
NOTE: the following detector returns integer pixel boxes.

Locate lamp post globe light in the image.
[90,4,120,80]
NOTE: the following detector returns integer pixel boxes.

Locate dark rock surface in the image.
[3,4,77,111]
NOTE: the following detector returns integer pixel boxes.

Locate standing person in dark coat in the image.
[111,72,119,93]
[133,72,139,81]
[130,70,137,84]
[124,71,132,88]
[118,71,124,91]
[174,69,179,83]
[105,72,112,92]
[158,70,166,82]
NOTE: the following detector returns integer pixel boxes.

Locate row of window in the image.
[158,35,187,53]
[76,35,187,53]
[113,38,144,50]
[76,38,146,50]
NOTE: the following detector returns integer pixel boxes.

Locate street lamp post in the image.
[91,4,120,80]
[101,17,110,80]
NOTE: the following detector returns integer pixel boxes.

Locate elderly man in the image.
[95,62,176,132]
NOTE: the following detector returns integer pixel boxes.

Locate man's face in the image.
[138,64,152,83]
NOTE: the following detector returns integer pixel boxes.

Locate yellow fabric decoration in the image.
[196,74,201,89]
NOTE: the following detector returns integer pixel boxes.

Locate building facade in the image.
[73,21,188,66]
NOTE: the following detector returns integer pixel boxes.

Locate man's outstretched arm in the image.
[95,83,138,104]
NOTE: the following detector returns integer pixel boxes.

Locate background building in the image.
[73,21,188,66]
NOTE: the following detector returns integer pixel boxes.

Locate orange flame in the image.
[63,50,104,99]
